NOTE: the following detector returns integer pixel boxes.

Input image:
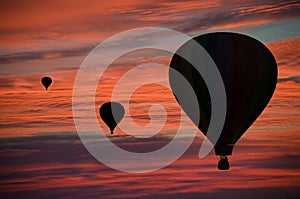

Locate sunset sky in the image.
[0,0,300,198]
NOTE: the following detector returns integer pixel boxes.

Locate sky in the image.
[0,0,300,198]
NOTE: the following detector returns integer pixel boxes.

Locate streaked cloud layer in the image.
[1,131,299,198]
[0,0,299,46]
[0,0,299,77]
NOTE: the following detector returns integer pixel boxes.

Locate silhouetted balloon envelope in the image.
[169,32,277,170]
[41,76,52,90]
[99,102,125,134]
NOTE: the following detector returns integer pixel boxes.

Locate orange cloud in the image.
[0,0,299,46]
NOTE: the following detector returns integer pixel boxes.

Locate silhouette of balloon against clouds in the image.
[41,76,52,90]
[99,102,125,134]
[169,32,277,170]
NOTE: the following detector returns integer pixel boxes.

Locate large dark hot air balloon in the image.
[41,76,52,90]
[99,102,125,134]
[169,32,277,170]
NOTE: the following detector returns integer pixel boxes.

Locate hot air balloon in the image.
[41,76,52,90]
[99,102,125,134]
[169,32,277,170]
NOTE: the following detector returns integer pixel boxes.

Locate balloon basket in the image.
[218,156,230,170]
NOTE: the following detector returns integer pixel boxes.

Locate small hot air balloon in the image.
[41,76,52,90]
[169,32,277,170]
[99,102,125,134]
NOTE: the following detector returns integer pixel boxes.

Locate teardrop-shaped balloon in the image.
[41,76,52,90]
[169,32,277,170]
[99,102,125,134]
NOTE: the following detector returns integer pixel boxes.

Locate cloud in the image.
[278,75,300,83]
[1,0,299,65]
[0,45,95,64]
[176,0,300,33]
[0,132,300,199]
[0,0,299,46]
[0,77,16,88]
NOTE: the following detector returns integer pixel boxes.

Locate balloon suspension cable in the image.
[218,155,230,170]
